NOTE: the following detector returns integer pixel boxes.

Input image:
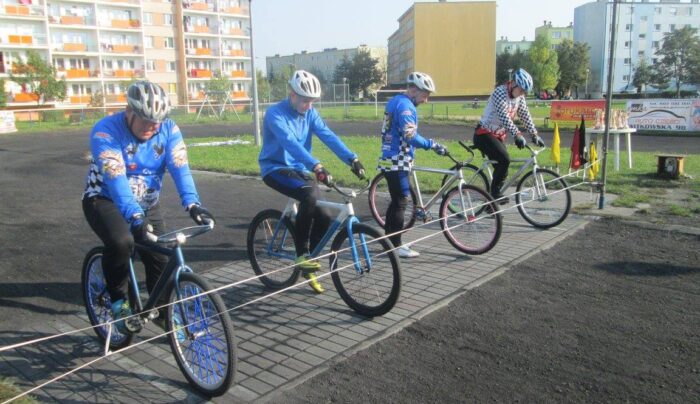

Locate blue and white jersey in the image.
[379,94,432,171]
[259,98,356,178]
[83,111,200,223]
[479,83,538,139]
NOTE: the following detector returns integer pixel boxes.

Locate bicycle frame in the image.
[465,145,542,196]
[265,193,371,274]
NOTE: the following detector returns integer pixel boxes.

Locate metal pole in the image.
[249,0,261,146]
[599,0,619,209]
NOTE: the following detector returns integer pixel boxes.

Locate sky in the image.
[251,0,592,72]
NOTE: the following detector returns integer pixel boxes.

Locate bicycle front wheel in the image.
[439,185,502,255]
[329,223,401,317]
[368,172,417,230]
[515,168,571,229]
[81,247,133,350]
[167,272,236,397]
[247,209,300,289]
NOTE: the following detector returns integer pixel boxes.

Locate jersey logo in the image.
[401,110,413,116]
[171,140,189,168]
[94,132,112,141]
[403,122,417,139]
[99,150,126,179]
[153,143,165,159]
[125,143,137,159]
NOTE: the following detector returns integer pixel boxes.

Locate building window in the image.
[168,83,177,94]
[623,58,631,65]
[639,33,646,39]
[164,37,174,48]
[669,24,676,31]
[167,61,176,72]
[652,41,660,49]
[164,14,173,26]
[654,24,661,31]
[669,7,677,16]
[625,24,633,31]
[654,7,661,15]
[623,75,630,81]
[146,60,155,71]
[652,58,658,65]
[624,41,630,48]
[143,12,153,25]
[552,31,561,39]
[144,36,154,48]
[638,50,645,57]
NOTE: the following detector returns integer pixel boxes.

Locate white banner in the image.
[0,111,17,134]
[627,99,700,132]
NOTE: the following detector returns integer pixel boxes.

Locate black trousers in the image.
[82,196,168,303]
[384,171,410,248]
[473,132,510,197]
[263,169,331,257]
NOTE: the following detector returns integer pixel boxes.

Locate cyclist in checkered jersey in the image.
[474,68,545,204]
[378,72,448,258]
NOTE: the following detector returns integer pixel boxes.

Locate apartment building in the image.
[495,36,532,55]
[266,45,387,87]
[0,0,252,108]
[534,21,574,49]
[575,0,700,96]
[387,1,496,97]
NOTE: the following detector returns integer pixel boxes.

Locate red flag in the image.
[570,126,581,169]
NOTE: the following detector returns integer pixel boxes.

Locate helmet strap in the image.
[125,112,144,142]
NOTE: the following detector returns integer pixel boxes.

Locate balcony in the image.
[189,91,206,101]
[221,49,246,57]
[8,35,33,45]
[184,2,215,12]
[230,70,246,78]
[60,15,85,25]
[62,43,88,52]
[186,48,213,56]
[185,25,212,34]
[66,69,90,79]
[105,94,127,103]
[13,92,39,103]
[102,44,141,54]
[69,95,91,104]
[2,3,43,17]
[188,69,212,78]
[231,91,247,99]
[224,28,245,36]
[221,6,249,15]
[109,19,140,29]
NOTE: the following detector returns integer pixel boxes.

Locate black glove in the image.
[531,134,545,147]
[189,205,215,225]
[514,134,526,149]
[432,142,448,156]
[350,159,366,180]
[314,166,333,186]
[130,216,153,242]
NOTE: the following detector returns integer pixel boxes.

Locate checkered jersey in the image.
[83,160,103,198]
[378,94,432,172]
[479,84,537,139]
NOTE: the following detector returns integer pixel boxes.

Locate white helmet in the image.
[127,80,171,123]
[513,68,533,92]
[289,70,322,98]
[407,71,436,93]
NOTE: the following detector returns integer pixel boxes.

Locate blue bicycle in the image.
[247,183,401,317]
[81,223,236,397]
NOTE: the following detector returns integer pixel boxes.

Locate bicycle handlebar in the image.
[329,179,371,199]
[143,221,215,246]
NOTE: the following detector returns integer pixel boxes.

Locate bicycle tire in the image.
[247,209,300,289]
[81,247,133,350]
[167,272,236,397]
[515,168,571,229]
[329,223,401,317]
[368,172,417,229]
[439,185,502,255]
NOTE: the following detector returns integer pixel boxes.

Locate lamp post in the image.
[585,68,590,99]
[342,77,348,118]
[248,0,261,146]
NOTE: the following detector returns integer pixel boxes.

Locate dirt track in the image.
[275,218,699,403]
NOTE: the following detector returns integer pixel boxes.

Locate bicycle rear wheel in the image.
[439,185,502,255]
[368,172,417,229]
[515,168,571,229]
[167,272,236,397]
[81,247,133,350]
[247,209,300,289]
[329,223,401,317]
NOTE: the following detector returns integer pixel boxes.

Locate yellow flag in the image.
[551,122,561,167]
[588,141,599,179]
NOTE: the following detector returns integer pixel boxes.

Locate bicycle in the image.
[247,182,401,317]
[81,222,236,397]
[368,151,502,255]
[443,141,572,229]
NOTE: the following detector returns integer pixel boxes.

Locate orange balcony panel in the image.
[195,48,211,55]
[231,70,246,78]
[114,69,135,78]
[223,7,242,14]
[9,35,22,44]
[193,25,210,33]
[129,19,140,28]
[63,43,87,52]
[6,5,30,15]
[229,49,246,57]
[67,69,90,78]
[61,16,85,25]
[105,94,127,103]
[70,95,91,104]
[190,92,206,100]
[232,91,247,99]
[14,93,39,103]
[111,44,134,53]
[189,3,210,11]
[191,69,212,78]
[21,36,32,44]
[228,28,244,35]
[111,19,131,28]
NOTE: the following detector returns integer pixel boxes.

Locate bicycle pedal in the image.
[125,317,144,333]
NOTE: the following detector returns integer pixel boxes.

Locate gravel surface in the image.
[275,218,699,403]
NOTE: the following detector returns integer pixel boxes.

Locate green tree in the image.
[8,50,66,105]
[0,79,6,107]
[89,88,105,107]
[205,70,231,105]
[555,39,590,98]
[632,59,653,96]
[653,26,700,98]
[526,34,559,93]
[256,69,272,103]
[270,64,294,101]
[496,49,528,84]
[349,50,384,98]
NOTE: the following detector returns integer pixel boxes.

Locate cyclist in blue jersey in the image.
[82,80,214,333]
[378,72,448,258]
[474,68,544,204]
[259,70,366,294]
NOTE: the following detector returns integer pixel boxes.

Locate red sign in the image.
[549,100,606,122]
